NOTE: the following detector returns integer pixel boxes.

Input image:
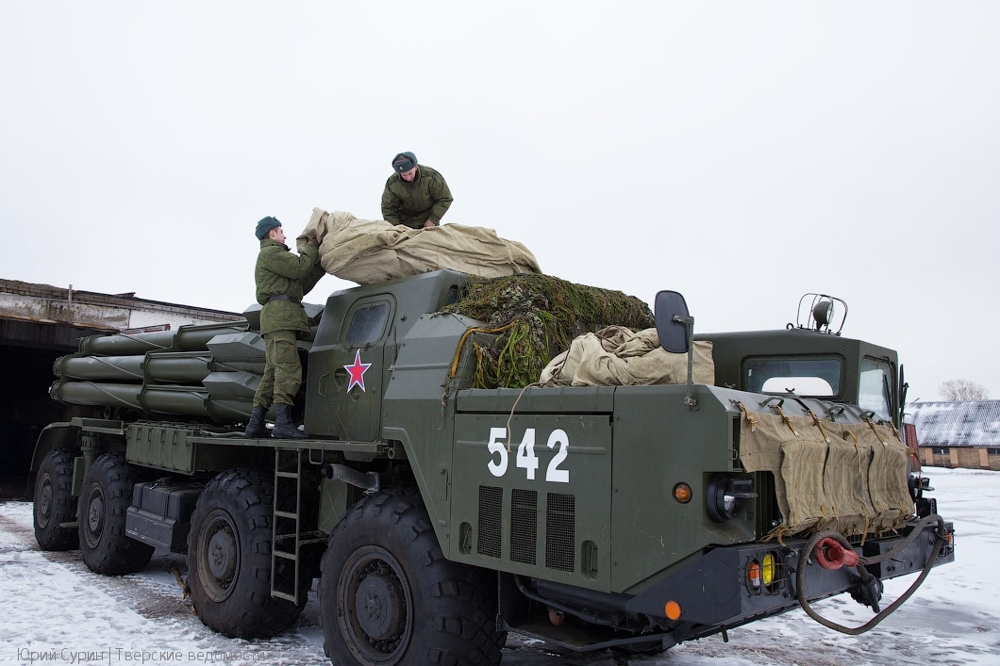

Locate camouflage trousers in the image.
[253,330,302,408]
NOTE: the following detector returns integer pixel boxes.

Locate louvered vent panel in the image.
[545,492,576,572]
[477,486,503,558]
[510,489,537,565]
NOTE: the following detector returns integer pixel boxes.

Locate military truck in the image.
[29,270,954,665]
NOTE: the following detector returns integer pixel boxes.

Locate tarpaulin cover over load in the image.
[539,325,715,387]
[297,208,541,284]
[737,409,913,541]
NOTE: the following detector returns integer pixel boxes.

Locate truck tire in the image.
[321,488,506,666]
[79,453,155,575]
[187,468,306,639]
[33,448,80,551]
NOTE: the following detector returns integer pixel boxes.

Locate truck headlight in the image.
[706,475,757,523]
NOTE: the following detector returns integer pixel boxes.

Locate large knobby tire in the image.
[79,452,155,575]
[321,488,506,666]
[33,448,80,551]
[187,468,306,639]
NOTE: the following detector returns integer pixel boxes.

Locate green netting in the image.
[438,274,654,388]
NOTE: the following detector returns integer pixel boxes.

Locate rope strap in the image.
[807,409,832,444]
[774,405,799,436]
[734,401,758,431]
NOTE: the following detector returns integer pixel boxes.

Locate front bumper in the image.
[625,519,955,628]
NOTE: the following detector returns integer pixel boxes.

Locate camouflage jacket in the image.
[381,165,453,228]
[254,239,325,335]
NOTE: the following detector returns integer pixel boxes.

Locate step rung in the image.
[274,510,298,519]
[271,590,298,603]
[273,551,296,561]
[298,531,325,539]
[275,471,299,479]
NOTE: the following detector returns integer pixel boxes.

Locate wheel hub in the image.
[37,480,53,523]
[87,494,104,534]
[355,568,405,640]
[207,526,237,581]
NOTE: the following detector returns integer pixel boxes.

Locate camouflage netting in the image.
[438,274,655,388]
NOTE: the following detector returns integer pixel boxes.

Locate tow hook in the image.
[849,573,884,612]
[814,537,858,569]
[813,535,884,612]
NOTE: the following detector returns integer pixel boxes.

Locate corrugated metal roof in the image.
[906,400,1000,447]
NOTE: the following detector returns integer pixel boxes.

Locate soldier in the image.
[245,216,325,439]
[381,151,454,228]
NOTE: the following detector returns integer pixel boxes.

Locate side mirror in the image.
[654,290,690,354]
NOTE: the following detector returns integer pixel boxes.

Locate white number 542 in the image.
[486,427,570,483]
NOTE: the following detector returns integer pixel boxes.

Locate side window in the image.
[745,357,842,396]
[345,302,390,347]
[858,357,893,421]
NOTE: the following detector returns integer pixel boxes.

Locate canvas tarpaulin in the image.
[737,407,913,541]
[539,325,715,386]
[296,208,540,284]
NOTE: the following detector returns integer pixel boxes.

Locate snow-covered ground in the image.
[0,467,996,666]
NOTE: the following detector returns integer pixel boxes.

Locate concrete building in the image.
[0,278,244,497]
[907,400,1000,470]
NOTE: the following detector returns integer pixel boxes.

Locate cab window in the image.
[345,302,390,346]
[858,357,893,421]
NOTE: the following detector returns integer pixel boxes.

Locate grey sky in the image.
[2,2,997,404]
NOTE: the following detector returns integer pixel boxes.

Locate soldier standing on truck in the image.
[381,151,453,228]
[244,216,325,440]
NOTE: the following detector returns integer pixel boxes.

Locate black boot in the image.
[244,406,269,438]
[272,404,307,439]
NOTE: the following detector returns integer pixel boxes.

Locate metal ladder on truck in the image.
[271,447,326,604]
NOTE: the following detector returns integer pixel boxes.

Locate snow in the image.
[1,467,997,665]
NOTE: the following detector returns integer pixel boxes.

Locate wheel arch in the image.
[27,423,82,498]
[29,422,80,473]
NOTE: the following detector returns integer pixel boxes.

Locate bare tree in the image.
[939,379,990,401]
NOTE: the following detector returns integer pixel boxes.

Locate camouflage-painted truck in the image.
[30,270,954,665]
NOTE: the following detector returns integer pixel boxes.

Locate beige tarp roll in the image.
[539,325,715,386]
[297,208,541,284]
[738,409,913,541]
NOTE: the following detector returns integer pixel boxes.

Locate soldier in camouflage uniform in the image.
[381,151,454,228]
[245,216,326,439]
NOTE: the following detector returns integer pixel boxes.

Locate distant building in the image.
[0,278,245,495]
[906,400,1000,470]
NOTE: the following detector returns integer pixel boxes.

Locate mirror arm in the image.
[673,314,695,385]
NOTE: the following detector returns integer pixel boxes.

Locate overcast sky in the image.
[2,2,997,404]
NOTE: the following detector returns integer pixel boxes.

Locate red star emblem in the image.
[344,349,372,393]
